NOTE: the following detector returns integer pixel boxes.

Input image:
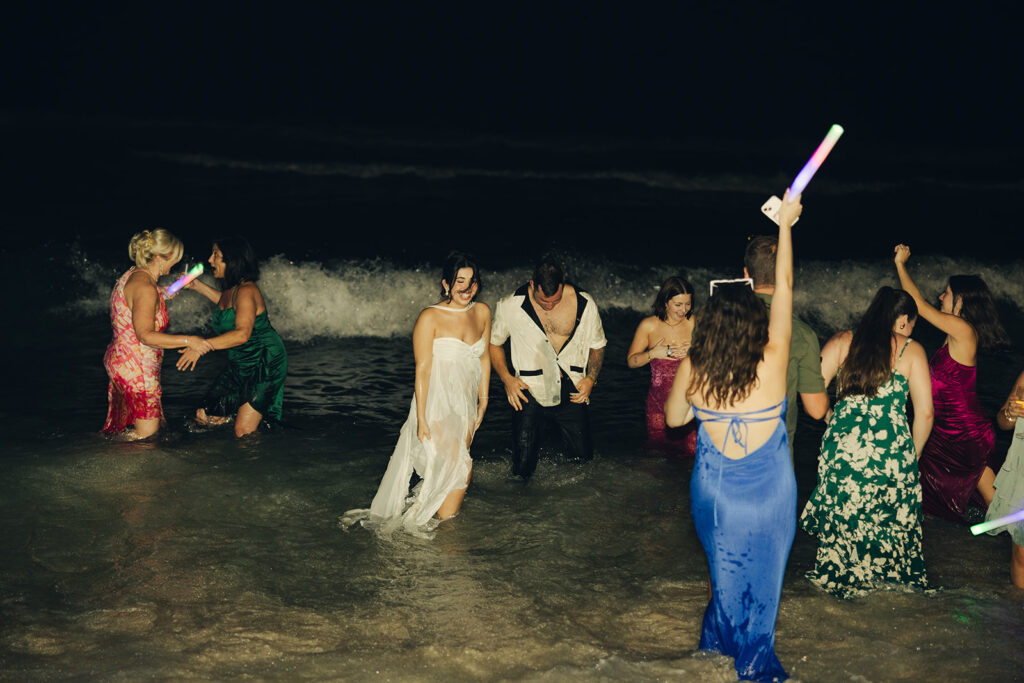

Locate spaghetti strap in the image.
[897,338,911,360]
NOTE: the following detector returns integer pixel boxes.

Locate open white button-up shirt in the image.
[491,284,607,407]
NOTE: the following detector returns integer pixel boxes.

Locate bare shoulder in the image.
[416,306,439,324]
[826,329,853,347]
[125,272,157,299]
[637,315,659,332]
[473,301,492,320]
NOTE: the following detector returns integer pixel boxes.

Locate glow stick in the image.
[167,263,204,295]
[787,124,844,201]
[970,508,1024,535]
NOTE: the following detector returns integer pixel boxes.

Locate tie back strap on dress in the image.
[693,398,787,525]
[693,400,786,454]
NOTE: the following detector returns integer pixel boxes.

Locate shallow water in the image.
[4,116,1024,679]
[3,324,1024,681]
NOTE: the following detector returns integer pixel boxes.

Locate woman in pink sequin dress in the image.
[102,229,213,439]
[894,245,1009,522]
[627,276,698,457]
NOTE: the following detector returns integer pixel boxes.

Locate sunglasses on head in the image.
[708,278,754,296]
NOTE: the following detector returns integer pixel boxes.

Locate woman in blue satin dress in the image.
[665,190,802,682]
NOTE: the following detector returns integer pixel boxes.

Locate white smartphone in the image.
[760,195,799,226]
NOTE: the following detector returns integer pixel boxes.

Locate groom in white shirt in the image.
[489,259,607,479]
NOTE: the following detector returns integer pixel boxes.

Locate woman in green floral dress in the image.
[800,287,935,599]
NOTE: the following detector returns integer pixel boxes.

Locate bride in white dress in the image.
[343,253,491,536]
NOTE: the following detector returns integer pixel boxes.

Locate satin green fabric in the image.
[203,308,287,421]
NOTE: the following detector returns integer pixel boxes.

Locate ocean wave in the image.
[65,253,1024,343]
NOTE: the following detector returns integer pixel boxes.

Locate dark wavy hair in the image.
[214,236,260,289]
[439,251,482,301]
[948,274,1009,350]
[653,276,695,321]
[838,287,918,400]
[687,282,769,405]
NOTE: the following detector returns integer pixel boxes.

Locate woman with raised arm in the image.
[800,287,934,599]
[179,236,288,438]
[103,229,212,439]
[626,276,698,456]
[664,190,801,683]
[894,246,1009,523]
[985,370,1024,588]
[343,252,491,537]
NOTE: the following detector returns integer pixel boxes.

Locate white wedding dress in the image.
[342,330,484,537]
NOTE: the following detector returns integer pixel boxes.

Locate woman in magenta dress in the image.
[103,229,212,439]
[895,245,1009,522]
[626,276,697,456]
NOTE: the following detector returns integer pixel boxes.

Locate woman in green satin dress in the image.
[177,237,288,437]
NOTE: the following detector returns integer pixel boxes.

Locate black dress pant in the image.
[511,371,593,478]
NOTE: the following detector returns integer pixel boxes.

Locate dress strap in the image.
[693,399,786,455]
[897,338,911,360]
[694,398,786,526]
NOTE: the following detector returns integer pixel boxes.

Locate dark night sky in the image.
[3,3,1021,143]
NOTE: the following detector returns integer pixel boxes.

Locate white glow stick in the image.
[971,508,1024,535]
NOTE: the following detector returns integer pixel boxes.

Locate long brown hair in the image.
[838,287,917,400]
[687,283,768,406]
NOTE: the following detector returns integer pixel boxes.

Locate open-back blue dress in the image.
[691,398,795,682]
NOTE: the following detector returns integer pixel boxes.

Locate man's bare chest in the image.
[536,308,575,338]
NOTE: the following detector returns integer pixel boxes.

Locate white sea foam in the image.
[67,253,1024,343]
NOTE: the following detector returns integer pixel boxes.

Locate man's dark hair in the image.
[532,259,566,296]
[744,235,777,288]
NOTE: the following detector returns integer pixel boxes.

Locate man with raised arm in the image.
[489,258,607,480]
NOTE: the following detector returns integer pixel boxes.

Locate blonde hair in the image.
[128,228,183,268]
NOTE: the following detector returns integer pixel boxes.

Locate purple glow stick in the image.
[787,124,844,202]
[167,263,204,295]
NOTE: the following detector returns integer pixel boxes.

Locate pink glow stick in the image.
[787,124,844,201]
[167,263,204,295]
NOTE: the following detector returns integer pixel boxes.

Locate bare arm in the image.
[764,190,801,384]
[187,277,222,304]
[819,330,851,389]
[800,392,829,420]
[905,341,934,458]
[572,346,604,403]
[996,369,1024,430]
[626,318,665,368]
[475,307,492,431]
[412,309,436,442]
[664,358,694,427]
[893,245,977,363]
[127,276,210,352]
[490,342,530,411]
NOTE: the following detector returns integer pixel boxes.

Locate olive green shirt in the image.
[756,292,826,450]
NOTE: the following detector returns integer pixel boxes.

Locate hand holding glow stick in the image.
[787,124,844,202]
[167,264,204,295]
[970,508,1024,535]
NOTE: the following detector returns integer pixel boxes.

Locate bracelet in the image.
[1004,406,1017,422]
[647,350,652,361]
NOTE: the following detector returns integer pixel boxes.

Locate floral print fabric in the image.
[102,268,168,433]
[800,371,929,599]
